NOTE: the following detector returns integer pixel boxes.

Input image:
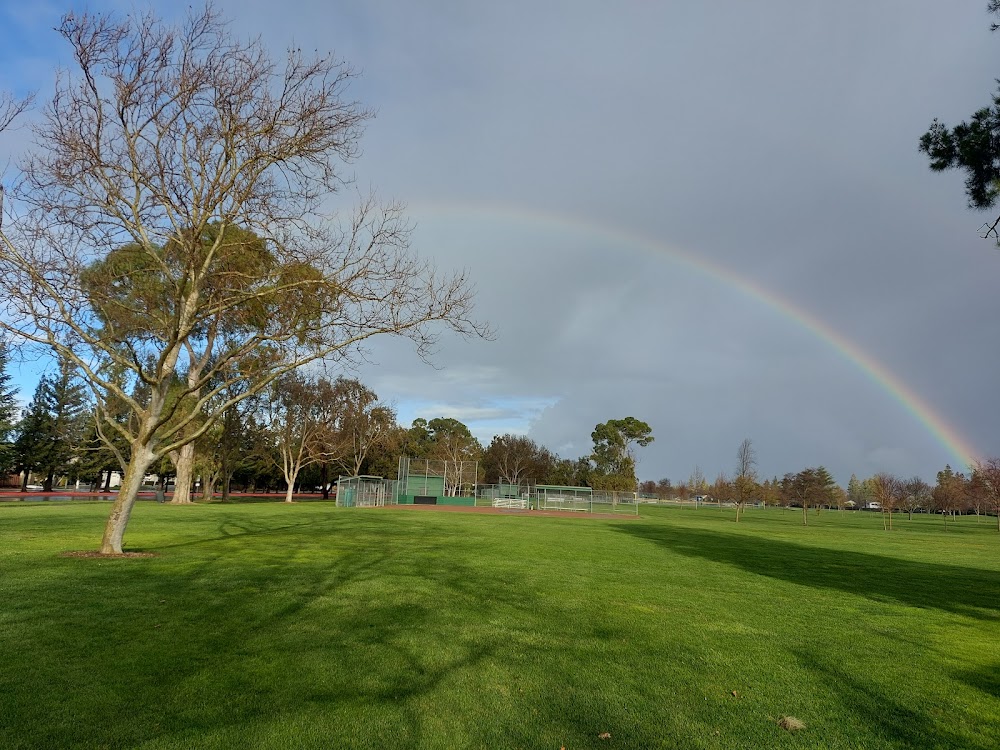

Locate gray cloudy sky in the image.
[2,1,998,484]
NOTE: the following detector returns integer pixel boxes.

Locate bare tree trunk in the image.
[220,446,231,503]
[100,444,155,554]
[200,470,217,501]
[103,469,112,492]
[170,443,196,504]
[284,475,297,503]
[802,504,808,526]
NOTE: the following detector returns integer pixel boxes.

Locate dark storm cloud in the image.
[3,0,997,483]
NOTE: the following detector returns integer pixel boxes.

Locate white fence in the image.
[492,497,529,510]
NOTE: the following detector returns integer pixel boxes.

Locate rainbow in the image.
[412,201,979,470]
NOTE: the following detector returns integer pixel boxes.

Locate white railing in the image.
[492,497,528,509]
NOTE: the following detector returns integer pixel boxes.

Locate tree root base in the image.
[61,551,158,558]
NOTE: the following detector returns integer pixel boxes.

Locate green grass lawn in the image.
[1,502,998,749]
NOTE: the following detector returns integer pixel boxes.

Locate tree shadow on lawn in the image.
[615,523,1000,620]
[956,663,1000,700]
[2,533,502,748]
[7,513,654,749]
[792,649,998,750]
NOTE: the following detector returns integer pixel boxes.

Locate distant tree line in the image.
[635,438,1000,530]
[3,342,998,532]
[0,345,656,500]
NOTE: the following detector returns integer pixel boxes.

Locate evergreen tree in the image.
[0,340,17,475]
[13,359,89,490]
[813,466,838,511]
[785,466,839,525]
[13,383,52,490]
[39,359,89,489]
[847,473,867,507]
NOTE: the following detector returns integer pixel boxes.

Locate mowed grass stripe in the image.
[0,501,997,749]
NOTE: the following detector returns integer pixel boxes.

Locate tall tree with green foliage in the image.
[362,423,406,482]
[426,418,482,496]
[402,418,434,459]
[919,3,1000,241]
[0,6,483,552]
[482,434,554,486]
[544,457,592,488]
[589,417,654,492]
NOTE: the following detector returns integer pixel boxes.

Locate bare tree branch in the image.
[0,4,488,553]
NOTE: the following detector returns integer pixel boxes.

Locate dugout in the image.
[534,484,594,511]
[396,456,477,506]
[336,475,394,507]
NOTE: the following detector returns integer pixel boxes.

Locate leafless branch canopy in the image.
[0,3,487,494]
[0,90,33,133]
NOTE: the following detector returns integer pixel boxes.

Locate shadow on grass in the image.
[4,511,624,749]
[1,523,491,748]
[957,663,1000,699]
[615,522,1000,620]
[795,649,997,750]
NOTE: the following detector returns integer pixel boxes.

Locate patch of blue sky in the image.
[395,395,559,445]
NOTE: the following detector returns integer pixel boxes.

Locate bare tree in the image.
[711,471,731,509]
[733,437,757,522]
[259,373,340,504]
[324,377,396,478]
[902,476,931,521]
[689,465,707,499]
[0,90,34,233]
[967,469,989,521]
[0,6,484,553]
[972,457,1000,532]
[933,466,966,528]
[783,467,836,526]
[870,472,903,530]
[674,481,689,502]
[0,90,32,135]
